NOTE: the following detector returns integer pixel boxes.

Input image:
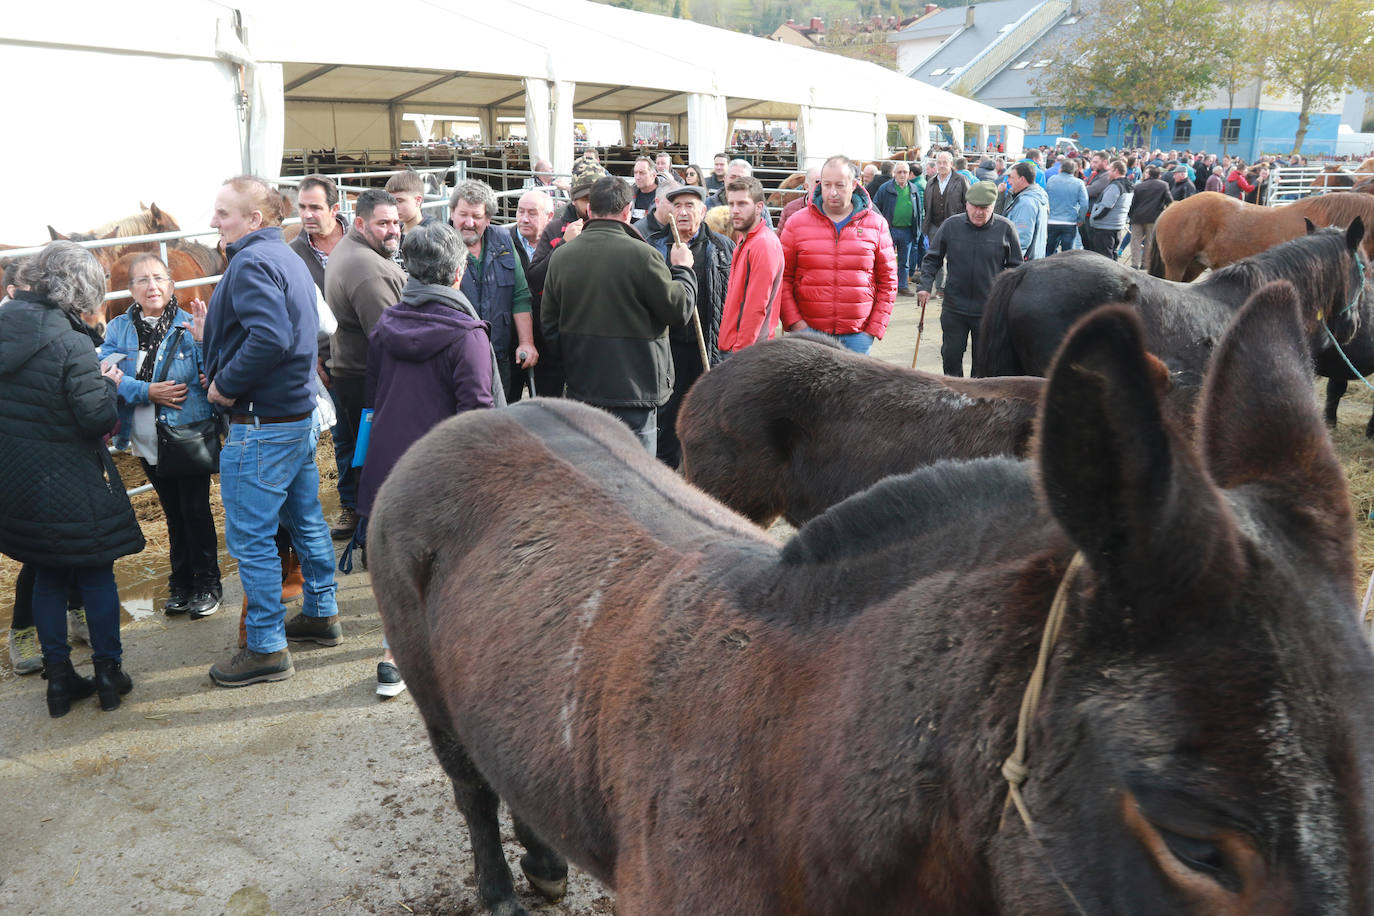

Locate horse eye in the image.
[1156,826,1240,892]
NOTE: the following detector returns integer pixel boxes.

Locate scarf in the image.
[129,295,179,383]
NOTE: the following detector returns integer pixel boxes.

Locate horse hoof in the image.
[520,854,567,901]
[489,899,530,916]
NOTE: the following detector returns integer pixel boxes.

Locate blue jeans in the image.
[32,563,121,664]
[891,225,914,290]
[220,417,338,653]
[830,331,874,355]
[1046,224,1078,256]
[604,405,657,455]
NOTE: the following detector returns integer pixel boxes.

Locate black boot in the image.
[43,658,95,718]
[92,658,133,712]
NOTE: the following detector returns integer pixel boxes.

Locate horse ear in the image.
[48,226,65,241]
[1198,281,1351,524]
[1305,218,1317,235]
[1348,216,1365,251]
[1038,305,1239,604]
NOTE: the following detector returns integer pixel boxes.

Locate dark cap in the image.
[663,184,707,203]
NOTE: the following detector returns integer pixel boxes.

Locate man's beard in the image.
[460,228,480,247]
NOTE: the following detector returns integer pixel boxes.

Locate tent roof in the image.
[5,0,1022,130]
[243,0,1022,128]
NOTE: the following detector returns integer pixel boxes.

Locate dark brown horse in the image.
[368,281,1374,915]
[678,334,1044,526]
[975,222,1370,388]
[1147,191,1374,281]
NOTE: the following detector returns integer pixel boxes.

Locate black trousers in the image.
[331,374,366,506]
[657,339,706,469]
[140,459,221,595]
[940,309,981,377]
[1088,227,1121,259]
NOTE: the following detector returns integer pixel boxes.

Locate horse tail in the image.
[1147,230,1166,278]
[973,268,1028,377]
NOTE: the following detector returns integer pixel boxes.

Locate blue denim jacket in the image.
[99,308,213,445]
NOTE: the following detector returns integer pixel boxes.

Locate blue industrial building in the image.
[891,0,1347,157]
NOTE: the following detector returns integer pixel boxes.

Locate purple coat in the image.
[357,288,496,518]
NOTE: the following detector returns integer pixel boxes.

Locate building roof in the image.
[971,5,1093,108]
[902,0,1047,87]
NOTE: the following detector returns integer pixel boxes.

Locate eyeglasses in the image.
[131,276,170,287]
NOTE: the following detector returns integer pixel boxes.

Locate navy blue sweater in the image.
[203,227,319,418]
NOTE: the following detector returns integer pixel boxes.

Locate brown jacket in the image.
[923,172,969,240]
[323,229,405,378]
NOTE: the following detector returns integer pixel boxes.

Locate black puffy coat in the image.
[0,293,145,566]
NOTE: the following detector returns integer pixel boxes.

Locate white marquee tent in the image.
[2,0,1023,242]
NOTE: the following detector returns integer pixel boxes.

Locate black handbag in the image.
[153,329,222,477]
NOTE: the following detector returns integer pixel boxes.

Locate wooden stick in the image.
[911,296,927,369]
[670,216,711,373]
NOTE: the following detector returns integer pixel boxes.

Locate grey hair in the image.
[449,179,498,218]
[655,180,684,199]
[18,241,106,318]
[728,158,753,175]
[402,222,465,287]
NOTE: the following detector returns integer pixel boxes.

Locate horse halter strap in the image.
[1320,251,1374,394]
[1000,551,1090,916]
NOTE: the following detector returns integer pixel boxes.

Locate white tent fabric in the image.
[0,0,1023,241]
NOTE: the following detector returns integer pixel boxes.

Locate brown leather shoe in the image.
[330,507,358,541]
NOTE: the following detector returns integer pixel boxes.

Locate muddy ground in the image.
[2,295,1373,915]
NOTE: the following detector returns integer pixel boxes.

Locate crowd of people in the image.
[0,139,1315,717]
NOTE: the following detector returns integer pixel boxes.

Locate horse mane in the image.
[780,457,1034,568]
[1208,226,1351,310]
[1293,192,1374,226]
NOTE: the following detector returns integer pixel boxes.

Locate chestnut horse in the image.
[48,203,180,271]
[976,222,1370,389]
[369,282,1374,915]
[1147,191,1374,281]
[678,334,1043,526]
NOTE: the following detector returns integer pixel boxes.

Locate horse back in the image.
[368,399,779,880]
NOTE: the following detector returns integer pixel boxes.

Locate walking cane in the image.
[670,218,711,373]
[911,295,927,370]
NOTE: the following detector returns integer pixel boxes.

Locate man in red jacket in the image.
[718,176,784,356]
[778,155,897,355]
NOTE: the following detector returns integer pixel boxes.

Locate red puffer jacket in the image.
[779,187,897,338]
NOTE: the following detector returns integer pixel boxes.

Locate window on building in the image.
[1093,113,1109,135]
[1011,60,1030,70]
[1221,118,1241,143]
[1173,117,1192,144]
[1034,59,1052,67]
[930,67,948,76]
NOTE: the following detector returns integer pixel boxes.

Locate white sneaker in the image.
[376,661,407,698]
[67,608,90,645]
[8,627,42,675]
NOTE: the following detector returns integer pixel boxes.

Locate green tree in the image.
[1032,0,1226,147]
[1212,0,1266,156]
[1258,0,1374,155]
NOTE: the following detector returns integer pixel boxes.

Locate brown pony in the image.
[1147,191,1374,281]
[765,171,805,210]
[105,249,213,322]
[369,281,1374,915]
[48,203,180,271]
[678,334,1044,526]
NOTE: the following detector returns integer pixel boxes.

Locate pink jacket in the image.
[779,188,897,339]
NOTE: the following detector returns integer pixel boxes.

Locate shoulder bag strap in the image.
[152,327,185,384]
